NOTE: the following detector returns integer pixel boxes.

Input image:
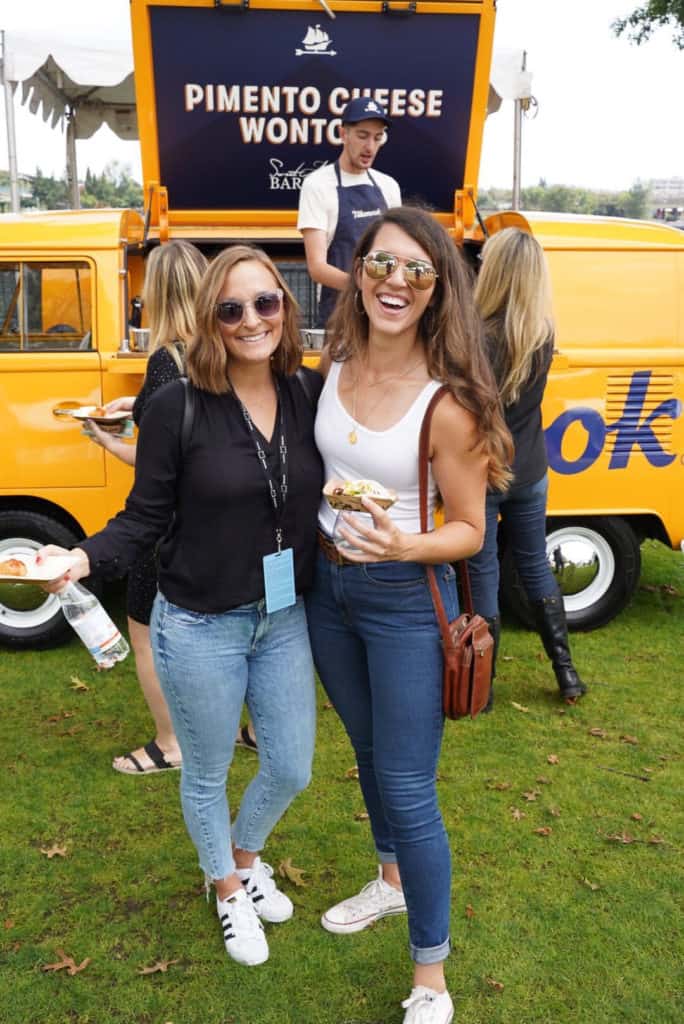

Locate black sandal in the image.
[113,739,182,775]
[235,725,258,753]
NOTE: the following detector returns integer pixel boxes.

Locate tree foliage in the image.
[613,1,684,48]
[478,181,651,220]
[25,162,142,211]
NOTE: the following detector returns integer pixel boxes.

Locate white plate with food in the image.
[70,406,131,434]
[323,478,397,513]
[0,554,76,584]
[70,406,130,424]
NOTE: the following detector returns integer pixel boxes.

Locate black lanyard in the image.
[233,378,288,552]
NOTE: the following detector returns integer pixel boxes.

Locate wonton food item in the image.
[324,478,397,511]
[0,558,28,577]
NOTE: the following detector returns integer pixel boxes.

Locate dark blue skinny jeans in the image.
[306,552,459,964]
[468,472,559,618]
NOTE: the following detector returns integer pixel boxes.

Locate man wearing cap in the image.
[298,97,401,327]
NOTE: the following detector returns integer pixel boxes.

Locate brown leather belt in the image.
[317,530,355,566]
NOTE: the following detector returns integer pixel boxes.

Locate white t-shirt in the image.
[297,163,402,248]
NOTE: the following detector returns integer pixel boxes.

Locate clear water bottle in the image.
[58,581,130,669]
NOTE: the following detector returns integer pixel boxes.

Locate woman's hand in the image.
[35,545,90,592]
[335,497,415,563]
[84,419,113,450]
[103,396,136,415]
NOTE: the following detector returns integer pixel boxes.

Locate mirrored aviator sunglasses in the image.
[215,289,284,326]
[362,251,437,290]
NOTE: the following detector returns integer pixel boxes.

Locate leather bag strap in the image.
[418,386,475,643]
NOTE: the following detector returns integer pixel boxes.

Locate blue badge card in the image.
[263,548,296,614]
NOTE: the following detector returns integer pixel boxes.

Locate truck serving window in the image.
[0,261,92,352]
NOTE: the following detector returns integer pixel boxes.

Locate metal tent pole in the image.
[1,31,21,213]
[65,105,80,209]
[511,51,526,212]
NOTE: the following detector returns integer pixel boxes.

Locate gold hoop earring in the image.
[354,290,366,316]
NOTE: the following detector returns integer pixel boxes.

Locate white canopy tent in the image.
[0,29,135,210]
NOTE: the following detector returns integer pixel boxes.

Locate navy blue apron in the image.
[316,161,388,328]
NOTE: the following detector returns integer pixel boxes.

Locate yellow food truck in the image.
[0,0,682,648]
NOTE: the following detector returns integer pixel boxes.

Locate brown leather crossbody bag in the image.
[419,387,494,720]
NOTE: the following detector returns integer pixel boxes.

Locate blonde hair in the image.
[326,206,513,493]
[474,228,553,406]
[143,240,207,372]
[186,246,301,394]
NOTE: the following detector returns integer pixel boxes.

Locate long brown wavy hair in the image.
[326,206,512,491]
[186,245,302,394]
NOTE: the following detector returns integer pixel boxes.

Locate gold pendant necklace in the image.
[347,356,425,445]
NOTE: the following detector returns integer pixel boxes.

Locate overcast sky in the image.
[1,0,683,192]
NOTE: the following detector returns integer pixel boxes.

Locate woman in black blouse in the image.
[86,240,206,774]
[40,246,323,967]
[467,227,588,707]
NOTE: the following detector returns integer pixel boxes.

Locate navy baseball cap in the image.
[341,97,390,127]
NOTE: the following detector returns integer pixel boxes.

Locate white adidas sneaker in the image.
[216,887,269,966]
[236,857,294,923]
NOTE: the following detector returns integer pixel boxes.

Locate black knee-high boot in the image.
[480,614,500,713]
[531,594,587,702]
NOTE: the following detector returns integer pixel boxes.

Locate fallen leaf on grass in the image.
[40,844,67,859]
[486,780,512,791]
[620,735,639,745]
[643,766,656,773]
[4,919,14,930]
[501,655,515,662]
[589,727,609,739]
[509,807,525,821]
[465,904,475,919]
[522,790,541,802]
[547,754,560,765]
[486,977,505,992]
[533,827,552,836]
[630,812,643,821]
[648,834,665,845]
[137,958,179,975]
[536,775,551,785]
[548,807,561,818]
[70,675,89,692]
[582,878,600,890]
[322,701,333,711]
[511,701,529,713]
[354,811,370,822]
[605,832,635,844]
[46,711,75,722]
[344,766,359,780]
[42,949,91,976]
[277,858,307,887]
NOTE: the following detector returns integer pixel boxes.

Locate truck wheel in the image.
[0,510,92,650]
[500,517,641,632]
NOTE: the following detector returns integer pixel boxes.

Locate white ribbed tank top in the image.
[315,360,443,537]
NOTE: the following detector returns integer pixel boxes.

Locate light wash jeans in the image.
[468,473,558,619]
[151,593,315,881]
[306,552,459,965]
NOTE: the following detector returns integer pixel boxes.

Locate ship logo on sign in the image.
[296,25,337,57]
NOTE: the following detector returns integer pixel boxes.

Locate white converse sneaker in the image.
[401,986,454,1024]
[216,887,269,966]
[321,867,407,934]
[236,857,294,923]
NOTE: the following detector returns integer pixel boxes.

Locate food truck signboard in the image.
[139,3,490,217]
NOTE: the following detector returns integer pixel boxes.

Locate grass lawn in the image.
[0,540,682,1024]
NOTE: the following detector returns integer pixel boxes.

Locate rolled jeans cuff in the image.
[410,936,451,965]
[376,847,398,865]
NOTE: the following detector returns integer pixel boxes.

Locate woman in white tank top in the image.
[306,207,512,1024]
